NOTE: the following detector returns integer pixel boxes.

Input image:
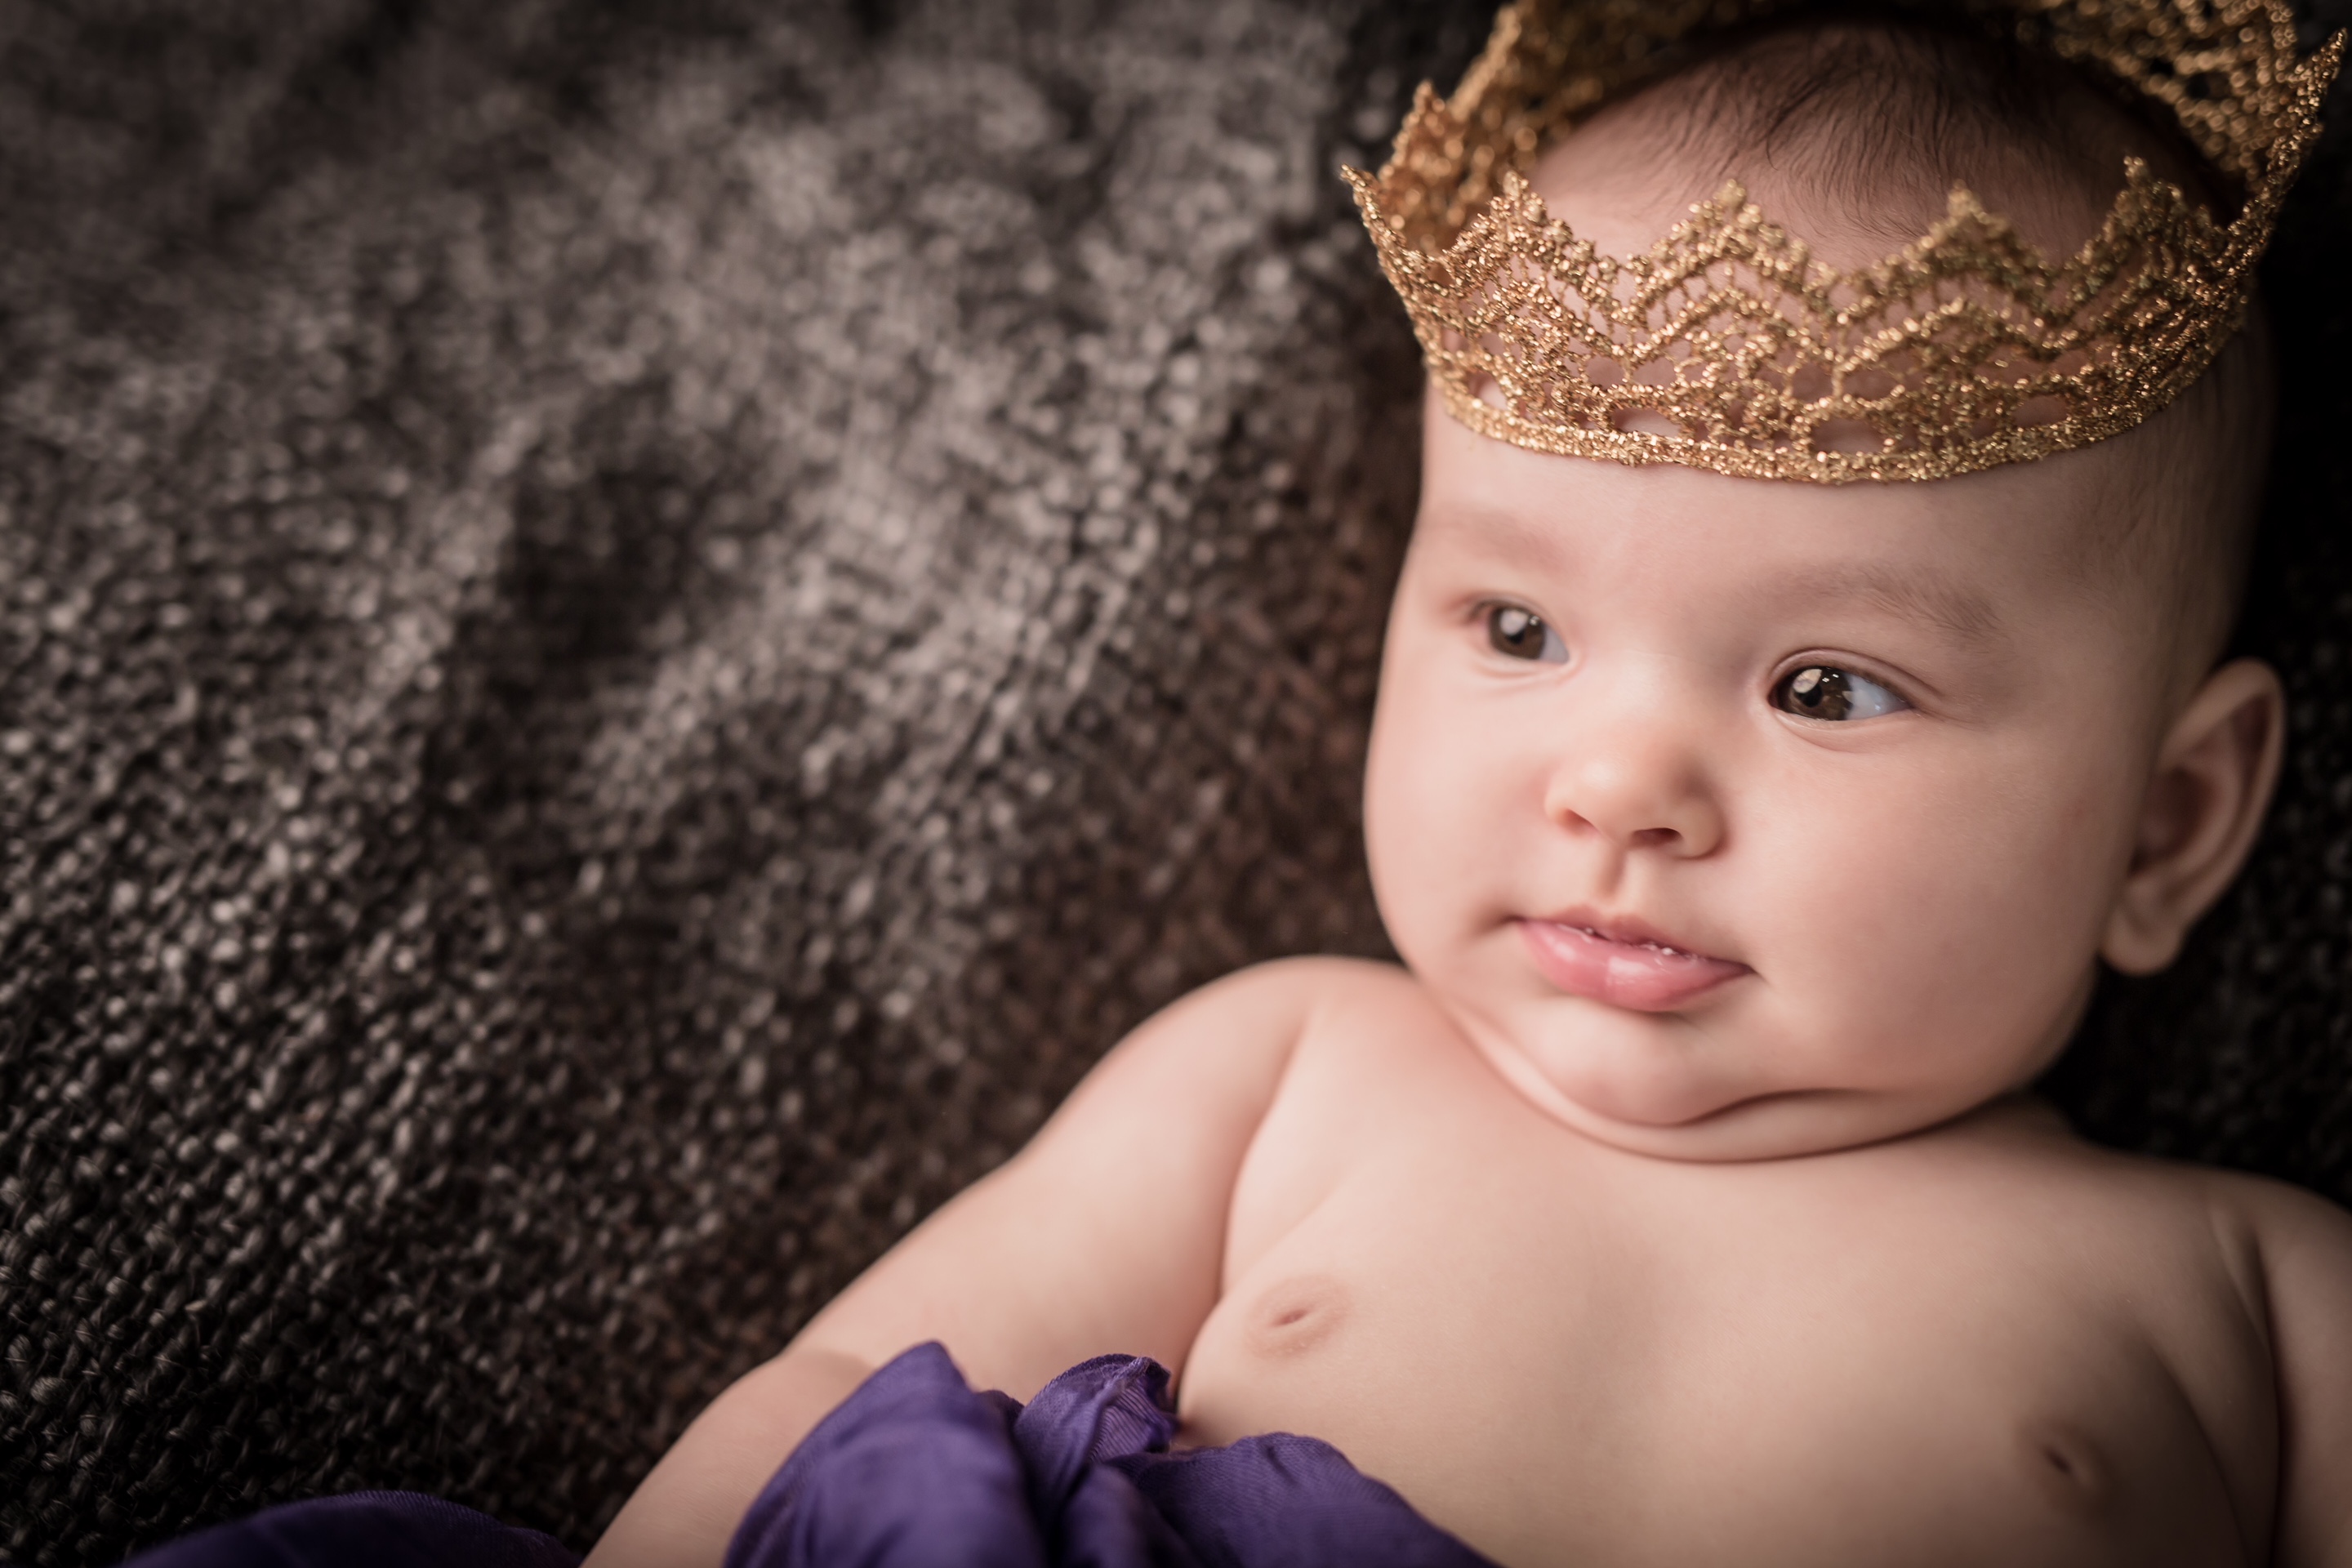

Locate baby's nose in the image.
[1542,736,1725,858]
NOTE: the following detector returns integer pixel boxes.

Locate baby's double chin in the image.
[1517,1026,1756,1134]
[1435,997,1743,1134]
[1490,1038,1848,1160]
[1446,979,1892,1160]
[1481,1020,1964,1164]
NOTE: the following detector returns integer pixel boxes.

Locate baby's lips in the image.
[1516,917,1750,1013]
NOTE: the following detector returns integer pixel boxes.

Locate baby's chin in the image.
[1445,997,1990,1164]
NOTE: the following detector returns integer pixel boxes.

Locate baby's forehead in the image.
[1417,392,2155,613]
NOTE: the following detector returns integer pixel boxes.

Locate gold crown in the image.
[1347,0,2344,483]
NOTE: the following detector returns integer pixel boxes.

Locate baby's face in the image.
[1365,400,2193,1160]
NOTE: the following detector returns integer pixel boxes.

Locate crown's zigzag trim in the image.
[1349,0,2344,483]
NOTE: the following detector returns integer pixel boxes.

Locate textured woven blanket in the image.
[3,1,2350,1562]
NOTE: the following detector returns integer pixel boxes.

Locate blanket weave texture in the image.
[2,1,2350,1561]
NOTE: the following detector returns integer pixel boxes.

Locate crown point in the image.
[1352,0,2339,483]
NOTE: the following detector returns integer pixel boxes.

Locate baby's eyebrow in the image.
[1785,563,2005,646]
[1424,505,1568,564]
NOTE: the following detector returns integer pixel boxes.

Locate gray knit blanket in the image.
[3,1,2349,1562]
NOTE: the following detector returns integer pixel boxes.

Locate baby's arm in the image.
[2259,1185,2352,1566]
[585,957,1336,1568]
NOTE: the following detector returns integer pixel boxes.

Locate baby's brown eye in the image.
[1486,604,1567,664]
[1773,665,1907,721]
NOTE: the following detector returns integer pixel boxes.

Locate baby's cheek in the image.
[1755,751,2118,1078]
[1361,678,1475,943]
[1365,662,1528,908]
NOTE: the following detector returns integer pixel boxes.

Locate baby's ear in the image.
[2101,657,2286,975]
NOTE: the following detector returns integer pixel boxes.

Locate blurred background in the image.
[2,1,2348,1561]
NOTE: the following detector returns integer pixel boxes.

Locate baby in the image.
[592,4,2352,1565]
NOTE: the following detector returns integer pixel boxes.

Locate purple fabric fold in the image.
[728,1343,1498,1568]
[100,1345,1496,1568]
[724,1341,1047,1568]
[1111,1434,1493,1568]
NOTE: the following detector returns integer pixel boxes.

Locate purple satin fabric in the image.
[728,1343,1498,1568]
[105,1345,1494,1568]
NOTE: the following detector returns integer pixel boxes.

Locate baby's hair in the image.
[1619,14,2224,244]
[1539,11,2274,673]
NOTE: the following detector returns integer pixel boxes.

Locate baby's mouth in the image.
[1516,916,1750,1013]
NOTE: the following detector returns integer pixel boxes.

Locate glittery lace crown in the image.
[1347,0,2344,483]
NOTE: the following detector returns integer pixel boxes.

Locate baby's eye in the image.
[1773,664,1908,721]
[1486,604,1568,664]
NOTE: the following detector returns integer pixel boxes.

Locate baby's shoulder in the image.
[1116,955,1410,1058]
[2193,1157,2352,1245]
[1089,957,1437,1123]
[2087,1144,2352,1293]
[1227,956,1476,1071]
[1998,1123,2349,1266]
[2180,1163,2352,1560]
[1214,959,1515,1163]
[2027,1134,2352,1360]
[2193,1160,2352,1319]
[1179,956,1451,1065]
[1205,953,1428,1008]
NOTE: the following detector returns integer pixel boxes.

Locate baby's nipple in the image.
[1245,1273,1351,1360]
[2016,1418,2114,1515]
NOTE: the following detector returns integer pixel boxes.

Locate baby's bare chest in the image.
[1175,1059,2272,1568]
